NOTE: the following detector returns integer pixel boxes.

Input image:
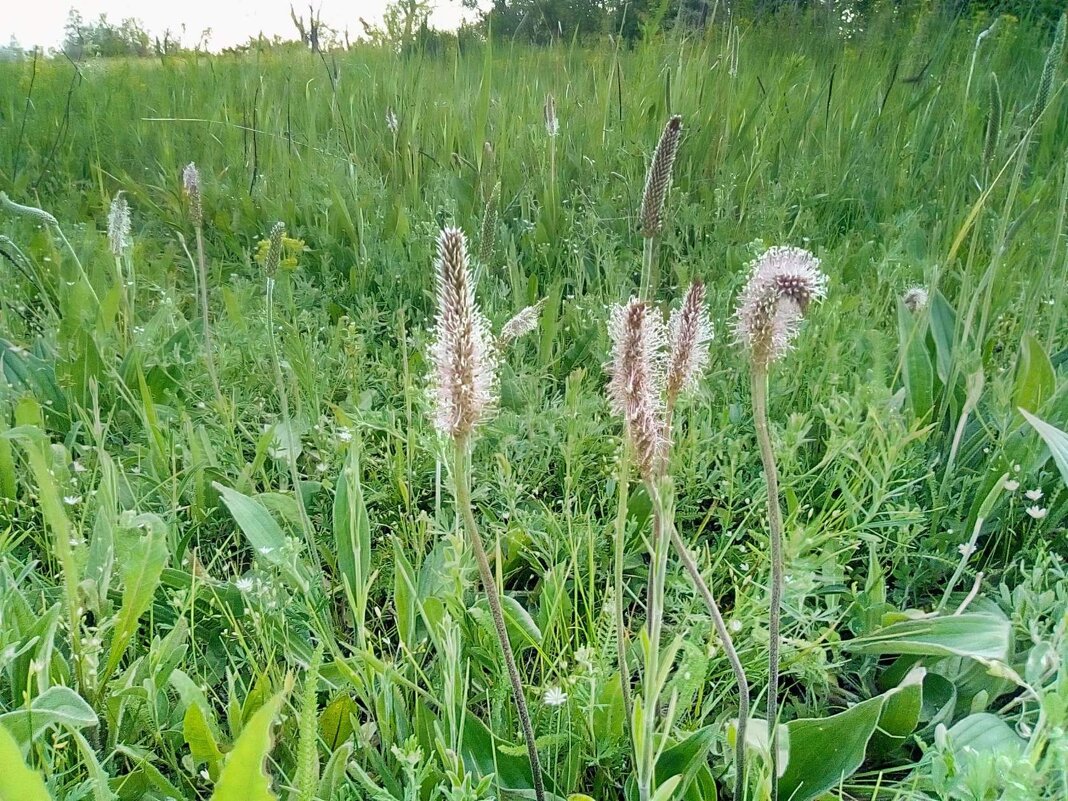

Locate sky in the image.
[5,0,473,52]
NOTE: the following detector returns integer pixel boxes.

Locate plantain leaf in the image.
[214,482,309,591]
[843,611,1011,662]
[101,513,169,683]
[210,690,285,801]
[0,685,97,744]
[1019,408,1068,488]
[333,445,371,604]
[0,722,54,801]
[184,702,225,781]
[897,299,934,420]
[1013,334,1055,415]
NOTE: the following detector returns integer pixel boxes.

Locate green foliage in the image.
[0,6,1067,801]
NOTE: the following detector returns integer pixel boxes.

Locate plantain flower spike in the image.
[639,115,683,238]
[429,227,498,442]
[665,280,713,409]
[182,162,203,227]
[263,222,285,278]
[499,299,546,346]
[734,246,827,370]
[607,298,667,481]
[108,192,131,258]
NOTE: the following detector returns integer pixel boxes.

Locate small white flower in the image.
[1026,506,1048,520]
[235,577,255,593]
[71,460,87,473]
[1025,488,1043,501]
[957,542,976,557]
[337,428,353,443]
[729,619,743,633]
[1004,479,1019,491]
[258,546,274,556]
[63,495,82,506]
[542,686,567,707]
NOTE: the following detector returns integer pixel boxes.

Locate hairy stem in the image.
[613,443,635,745]
[666,520,749,800]
[640,235,657,300]
[266,276,322,575]
[751,366,782,800]
[453,442,545,801]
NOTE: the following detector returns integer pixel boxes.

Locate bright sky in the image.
[6,0,473,51]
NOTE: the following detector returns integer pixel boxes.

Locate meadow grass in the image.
[0,6,1067,801]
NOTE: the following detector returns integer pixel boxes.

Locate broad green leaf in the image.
[1013,334,1055,414]
[333,446,371,603]
[0,686,97,744]
[501,593,543,647]
[655,726,717,801]
[651,774,682,801]
[779,695,885,801]
[870,668,924,758]
[392,539,418,651]
[897,299,934,420]
[319,694,357,751]
[0,722,53,801]
[102,513,169,682]
[214,482,309,591]
[1019,408,1068,488]
[928,291,957,383]
[843,611,1011,662]
[184,702,225,781]
[210,690,285,801]
[945,712,1024,760]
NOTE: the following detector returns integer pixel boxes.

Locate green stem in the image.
[266,276,322,576]
[751,366,782,800]
[640,236,657,300]
[666,519,749,800]
[453,441,545,801]
[613,443,635,746]
[639,480,671,801]
[194,226,227,415]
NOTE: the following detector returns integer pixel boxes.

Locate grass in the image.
[0,6,1067,801]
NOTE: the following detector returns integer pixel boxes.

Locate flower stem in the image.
[613,442,635,745]
[640,235,657,299]
[666,520,749,800]
[751,366,782,800]
[638,480,671,801]
[453,442,545,801]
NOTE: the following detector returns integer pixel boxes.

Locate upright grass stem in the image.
[452,442,545,801]
[751,367,783,799]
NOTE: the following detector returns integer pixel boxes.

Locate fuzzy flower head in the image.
[606,298,667,481]
[733,246,827,369]
[107,192,131,258]
[903,286,928,313]
[499,299,546,346]
[182,162,203,227]
[544,93,559,137]
[429,227,498,441]
[386,107,399,133]
[666,280,713,408]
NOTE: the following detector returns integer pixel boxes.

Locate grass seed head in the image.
[666,280,713,407]
[639,115,683,238]
[429,227,498,441]
[607,298,667,481]
[733,246,827,369]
